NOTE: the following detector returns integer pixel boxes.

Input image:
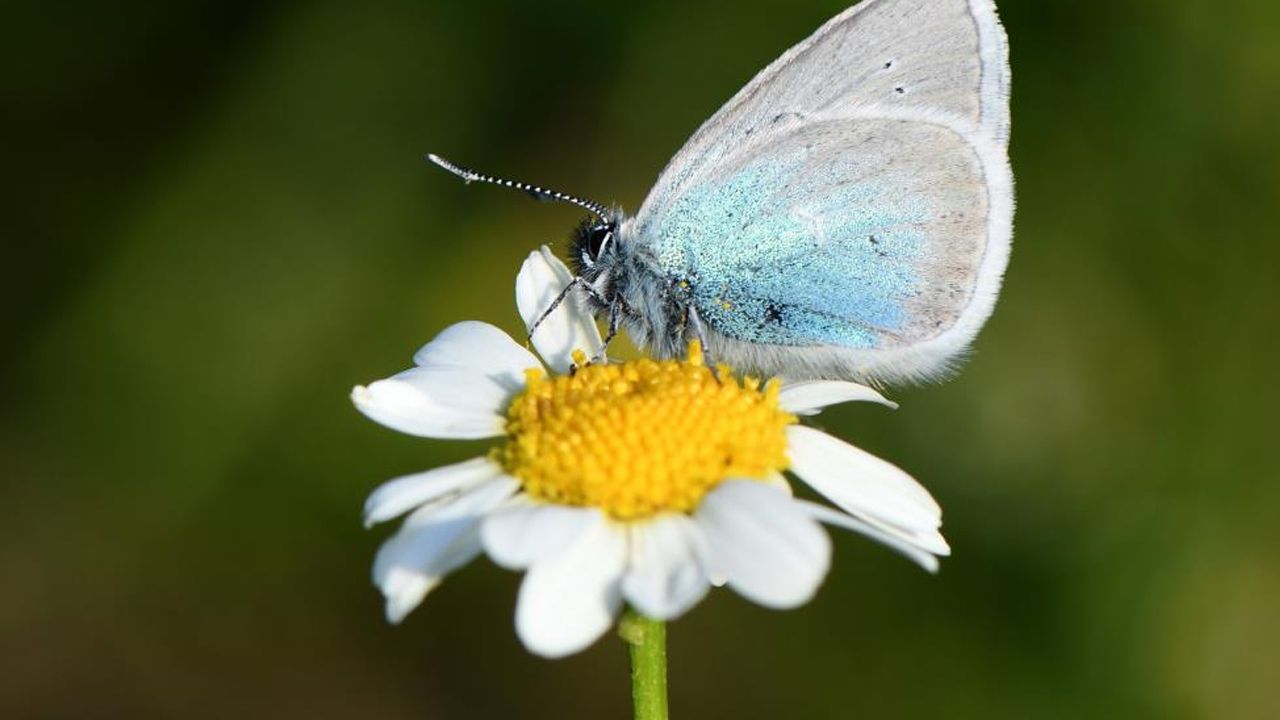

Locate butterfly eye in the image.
[586,224,613,260]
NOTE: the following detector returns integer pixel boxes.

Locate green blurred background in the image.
[3,0,1278,717]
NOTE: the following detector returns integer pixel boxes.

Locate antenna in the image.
[426,153,611,221]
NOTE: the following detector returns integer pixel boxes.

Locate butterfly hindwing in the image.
[649,116,988,348]
[627,0,1012,382]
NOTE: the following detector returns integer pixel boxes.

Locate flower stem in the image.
[620,608,668,720]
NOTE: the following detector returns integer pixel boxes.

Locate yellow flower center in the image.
[496,343,796,520]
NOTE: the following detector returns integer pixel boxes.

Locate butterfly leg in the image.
[591,299,623,365]
[527,276,608,339]
[527,279,576,343]
[686,305,721,382]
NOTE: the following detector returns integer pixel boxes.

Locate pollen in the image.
[495,342,796,520]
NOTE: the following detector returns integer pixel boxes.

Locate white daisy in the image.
[352,246,949,659]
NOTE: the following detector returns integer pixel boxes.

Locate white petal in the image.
[363,456,502,528]
[372,477,519,623]
[380,568,443,624]
[351,367,507,439]
[515,512,626,658]
[515,246,602,374]
[622,514,710,620]
[778,380,898,415]
[799,500,942,573]
[397,475,520,530]
[379,529,478,624]
[411,321,541,393]
[695,481,830,609]
[869,514,950,556]
[391,365,514,416]
[787,425,941,534]
[481,501,599,570]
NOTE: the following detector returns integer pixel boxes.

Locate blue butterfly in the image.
[432,0,1012,384]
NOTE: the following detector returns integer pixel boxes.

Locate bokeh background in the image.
[4,0,1279,717]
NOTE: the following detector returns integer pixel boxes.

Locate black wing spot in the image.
[894,86,906,95]
[764,303,784,325]
[883,60,894,69]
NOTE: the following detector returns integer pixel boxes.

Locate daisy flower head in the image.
[352,247,949,658]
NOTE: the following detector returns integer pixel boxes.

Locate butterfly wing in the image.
[627,0,1011,382]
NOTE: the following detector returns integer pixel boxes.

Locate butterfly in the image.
[431,0,1012,384]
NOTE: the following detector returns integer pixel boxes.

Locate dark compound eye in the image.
[586,224,613,259]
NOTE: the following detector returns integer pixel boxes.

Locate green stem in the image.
[620,608,668,720]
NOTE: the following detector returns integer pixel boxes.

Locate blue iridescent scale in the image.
[650,158,929,349]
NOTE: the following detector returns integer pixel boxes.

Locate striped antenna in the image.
[426,153,610,221]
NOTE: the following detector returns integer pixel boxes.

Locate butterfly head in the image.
[568,213,632,324]
[426,154,656,350]
[571,216,618,273]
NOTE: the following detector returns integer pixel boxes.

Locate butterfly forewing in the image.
[627,0,1012,382]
